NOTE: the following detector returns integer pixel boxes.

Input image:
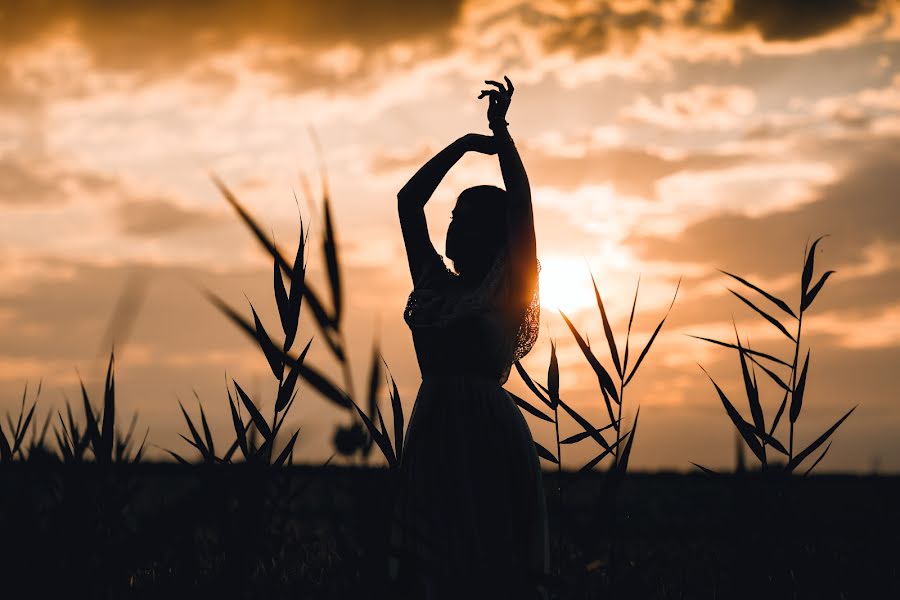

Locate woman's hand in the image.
[478,76,514,127]
[458,133,498,155]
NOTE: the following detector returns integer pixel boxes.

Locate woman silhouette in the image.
[392,77,549,599]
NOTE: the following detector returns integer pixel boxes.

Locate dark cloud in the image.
[523,146,751,199]
[722,0,884,41]
[116,196,228,237]
[628,152,900,277]
[0,0,463,83]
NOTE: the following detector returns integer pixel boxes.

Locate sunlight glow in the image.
[538,256,597,312]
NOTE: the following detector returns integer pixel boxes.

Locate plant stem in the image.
[789,312,803,461]
[553,403,561,576]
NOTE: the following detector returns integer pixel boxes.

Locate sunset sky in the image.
[1,0,898,471]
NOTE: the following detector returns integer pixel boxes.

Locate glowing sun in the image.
[538,256,597,313]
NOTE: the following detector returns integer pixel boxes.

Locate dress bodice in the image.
[403,248,539,384]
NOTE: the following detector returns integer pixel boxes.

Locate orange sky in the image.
[1,0,899,471]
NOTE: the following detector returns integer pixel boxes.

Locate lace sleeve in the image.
[403,243,540,359]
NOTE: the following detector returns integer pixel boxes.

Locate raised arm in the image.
[397,133,497,285]
[480,77,538,310]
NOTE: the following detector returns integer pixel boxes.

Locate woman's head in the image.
[445,185,508,279]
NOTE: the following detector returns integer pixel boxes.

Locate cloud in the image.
[115,195,229,237]
[721,0,885,42]
[628,150,900,278]
[0,155,115,206]
[621,85,757,131]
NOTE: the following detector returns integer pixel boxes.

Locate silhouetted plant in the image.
[692,235,856,474]
[0,380,39,462]
[556,270,680,474]
[205,171,402,465]
[51,350,148,464]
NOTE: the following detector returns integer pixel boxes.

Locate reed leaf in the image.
[557,396,612,452]
[698,364,765,463]
[728,289,795,342]
[801,235,830,298]
[579,433,628,473]
[789,350,810,424]
[349,396,396,467]
[226,384,249,459]
[802,270,835,312]
[514,360,553,410]
[284,221,307,352]
[508,391,554,423]
[718,269,796,319]
[802,441,832,477]
[787,405,856,472]
[686,335,792,367]
[364,341,383,457]
[274,429,301,466]
[747,353,791,391]
[385,360,404,460]
[177,397,209,461]
[560,420,619,444]
[164,449,191,465]
[690,462,719,475]
[534,441,558,464]
[769,388,789,438]
[204,288,352,409]
[232,379,271,441]
[622,275,640,376]
[590,271,622,378]
[548,340,559,409]
[734,323,764,434]
[624,277,680,386]
[615,408,640,475]
[323,193,342,327]
[559,311,619,412]
[248,302,285,381]
[277,338,312,412]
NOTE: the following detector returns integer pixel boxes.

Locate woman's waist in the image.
[420,371,504,386]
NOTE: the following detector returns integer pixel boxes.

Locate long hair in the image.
[450,185,509,278]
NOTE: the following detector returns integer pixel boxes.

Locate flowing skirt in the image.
[389,373,549,599]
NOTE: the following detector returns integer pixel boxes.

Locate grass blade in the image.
[514,360,553,410]
[277,338,312,412]
[624,277,680,386]
[622,275,640,376]
[718,269,796,319]
[728,288,795,342]
[385,361,404,460]
[560,420,619,444]
[349,396,396,467]
[508,391,554,423]
[734,323,764,434]
[686,335,791,367]
[769,388,789,438]
[534,441,558,464]
[789,350,810,424]
[274,428,301,466]
[232,379,271,440]
[557,396,612,452]
[249,302,285,381]
[698,364,765,463]
[547,340,559,409]
[615,407,640,474]
[690,462,719,475]
[802,270,835,312]
[590,271,622,378]
[787,405,856,472]
[802,441,833,477]
[579,433,627,473]
[322,193,342,327]
[801,235,830,298]
[559,310,619,412]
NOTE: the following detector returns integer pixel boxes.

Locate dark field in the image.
[1,464,896,599]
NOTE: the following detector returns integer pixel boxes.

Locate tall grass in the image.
[202,173,404,466]
[692,235,855,474]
